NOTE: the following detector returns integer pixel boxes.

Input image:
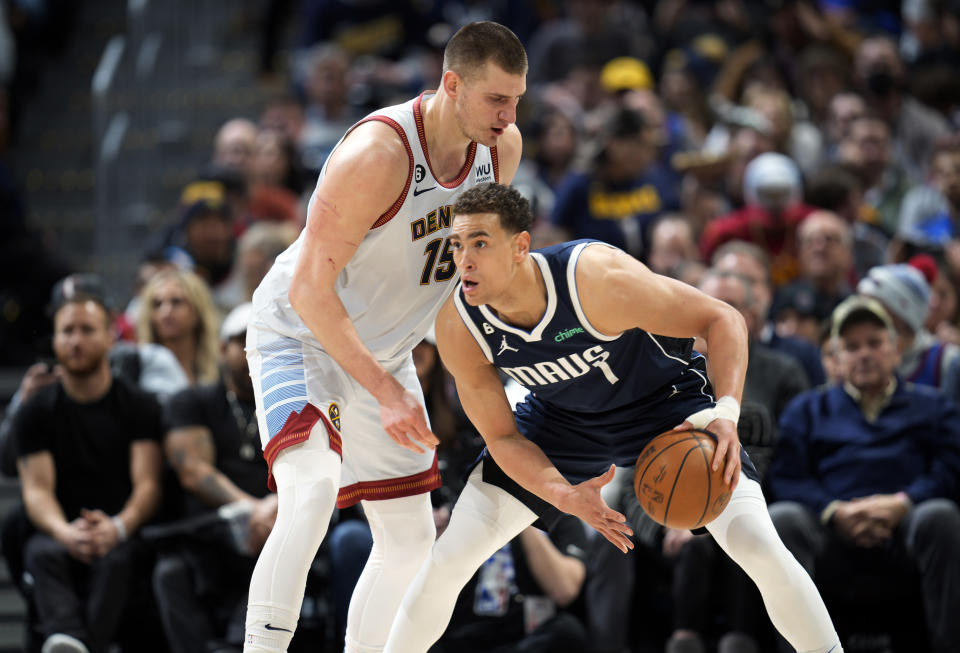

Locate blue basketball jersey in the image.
[454,240,707,415]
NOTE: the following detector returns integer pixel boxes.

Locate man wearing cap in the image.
[551,106,680,261]
[768,295,960,653]
[699,152,817,286]
[857,262,960,403]
[155,302,278,653]
[11,289,164,653]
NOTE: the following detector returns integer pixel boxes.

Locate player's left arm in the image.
[434,296,633,552]
[577,244,749,485]
[495,124,523,185]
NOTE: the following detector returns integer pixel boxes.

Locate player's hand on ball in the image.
[675,417,741,489]
[379,388,439,454]
[558,464,634,553]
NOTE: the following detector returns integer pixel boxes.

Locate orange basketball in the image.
[633,429,732,529]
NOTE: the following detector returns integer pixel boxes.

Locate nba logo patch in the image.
[328,403,341,431]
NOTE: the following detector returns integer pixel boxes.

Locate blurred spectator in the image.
[823,90,867,162]
[795,45,852,134]
[212,118,259,182]
[297,43,364,174]
[0,274,188,474]
[853,34,951,182]
[551,107,679,260]
[163,180,239,297]
[657,37,725,149]
[136,268,221,386]
[235,221,299,304]
[647,213,700,278]
[512,109,581,224]
[769,294,960,653]
[525,0,650,86]
[700,152,816,286]
[698,269,810,426]
[804,161,888,281]
[152,303,276,653]
[259,93,306,152]
[857,263,960,401]
[838,113,912,237]
[894,138,960,274]
[712,240,826,386]
[12,291,163,653]
[430,516,589,653]
[295,0,440,61]
[251,128,307,198]
[922,254,960,346]
[772,211,855,344]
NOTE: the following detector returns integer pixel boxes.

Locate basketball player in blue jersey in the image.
[385,183,844,653]
[242,23,526,653]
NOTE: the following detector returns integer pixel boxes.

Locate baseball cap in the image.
[743,153,802,206]
[600,57,653,93]
[220,302,253,341]
[179,180,230,223]
[48,273,112,317]
[856,263,930,334]
[830,294,895,340]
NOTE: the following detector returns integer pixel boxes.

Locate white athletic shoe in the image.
[41,633,90,653]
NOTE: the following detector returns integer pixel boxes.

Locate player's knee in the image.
[725,514,793,580]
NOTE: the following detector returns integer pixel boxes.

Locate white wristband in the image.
[713,396,740,425]
[112,515,127,542]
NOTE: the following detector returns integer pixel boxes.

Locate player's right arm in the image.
[289,121,437,453]
[434,298,633,552]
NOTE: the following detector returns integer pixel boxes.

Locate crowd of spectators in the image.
[3,1,960,652]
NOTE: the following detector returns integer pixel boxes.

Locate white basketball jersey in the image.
[251,93,500,361]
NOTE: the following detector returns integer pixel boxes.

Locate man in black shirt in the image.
[13,292,164,653]
[153,302,277,653]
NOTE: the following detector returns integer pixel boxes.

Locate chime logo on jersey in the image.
[500,345,620,387]
[554,326,584,342]
[328,402,341,431]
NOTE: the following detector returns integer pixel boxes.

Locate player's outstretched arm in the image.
[289,121,438,454]
[434,298,633,551]
[576,244,749,485]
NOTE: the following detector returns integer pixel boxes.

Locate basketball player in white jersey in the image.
[242,22,527,653]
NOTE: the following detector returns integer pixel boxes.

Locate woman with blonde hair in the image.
[136,268,221,385]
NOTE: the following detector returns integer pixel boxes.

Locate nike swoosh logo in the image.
[413,185,436,196]
[264,623,293,632]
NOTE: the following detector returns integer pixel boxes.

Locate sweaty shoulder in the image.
[496,124,523,184]
[574,243,650,336]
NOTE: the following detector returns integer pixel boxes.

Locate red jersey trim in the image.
[336,455,442,508]
[413,92,478,189]
[263,403,342,492]
[492,146,500,183]
[353,115,414,230]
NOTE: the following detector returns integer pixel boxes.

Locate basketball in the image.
[633,429,732,530]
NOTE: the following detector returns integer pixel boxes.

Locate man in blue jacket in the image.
[768,294,960,653]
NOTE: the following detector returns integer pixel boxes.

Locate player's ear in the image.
[441,70,461,97]
[513,231,531,260]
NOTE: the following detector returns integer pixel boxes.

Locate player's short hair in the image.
[453,182,532,234]
[442,21,527,81]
